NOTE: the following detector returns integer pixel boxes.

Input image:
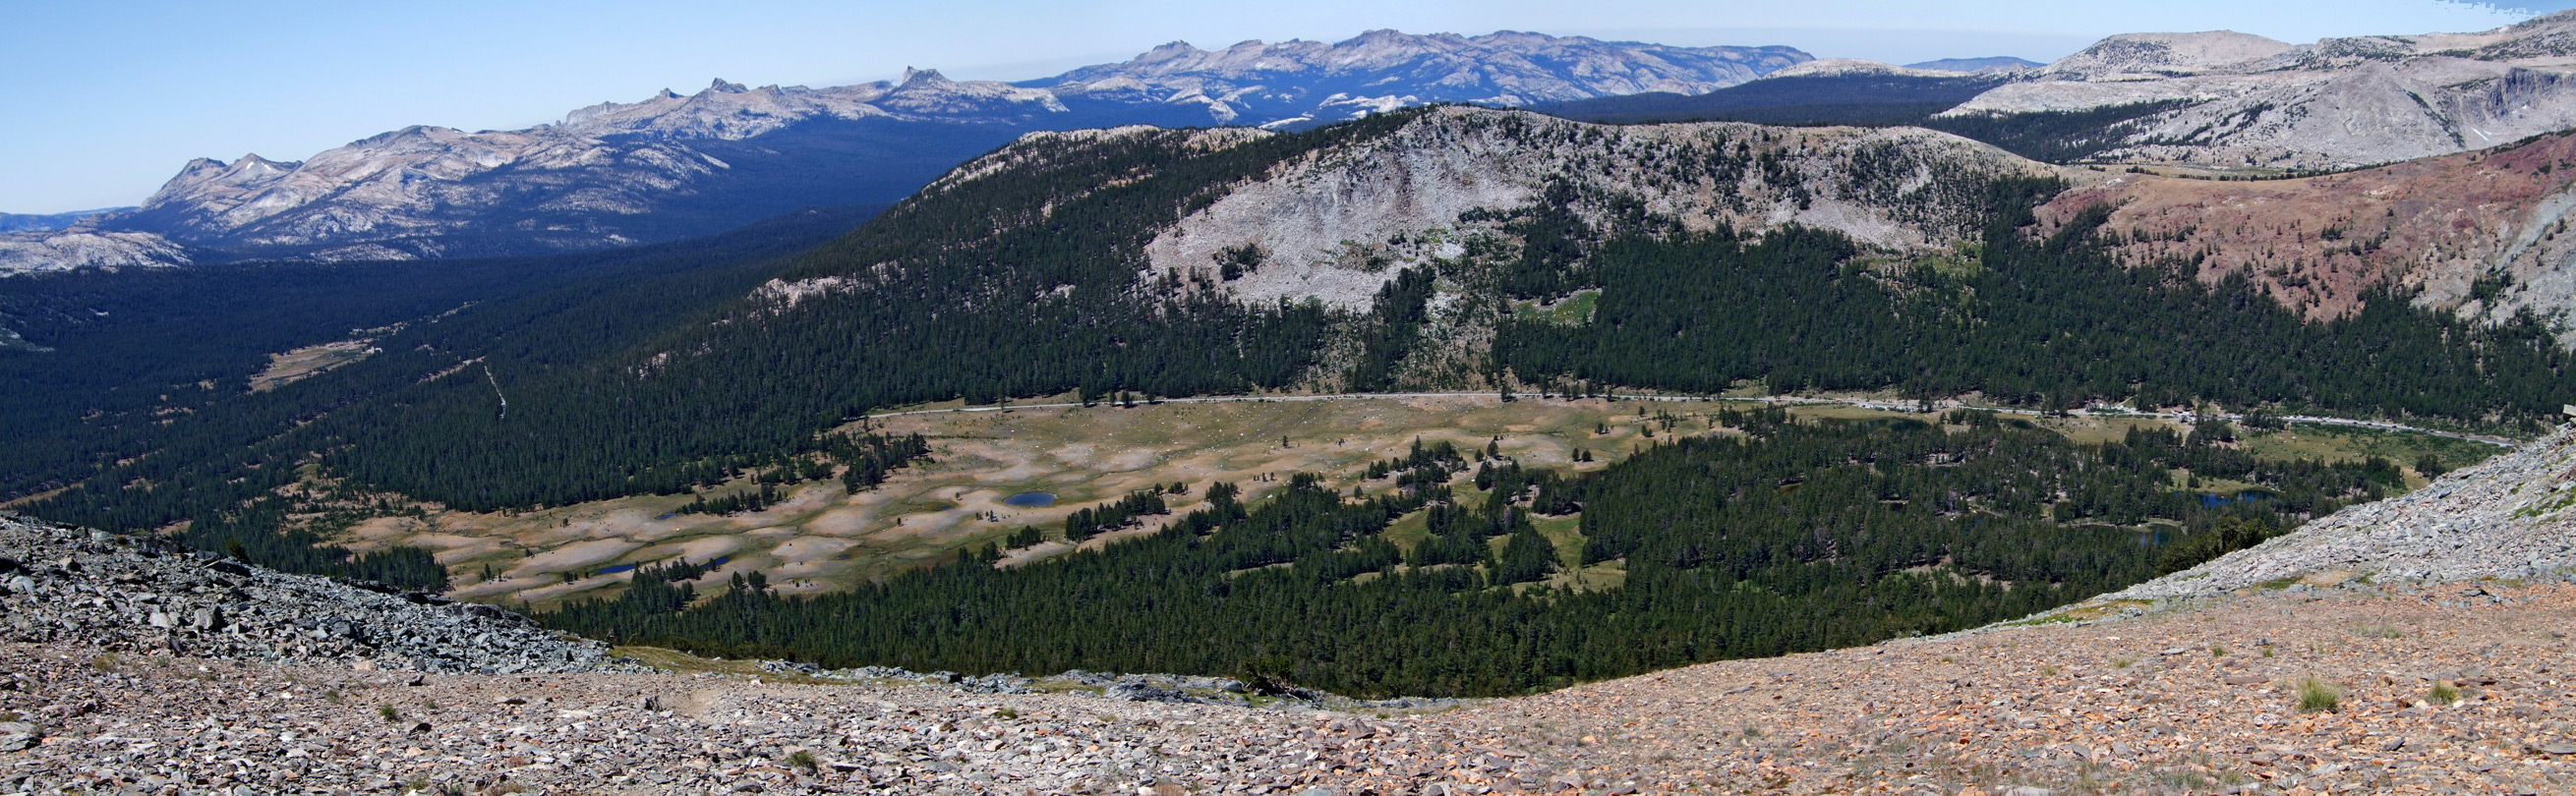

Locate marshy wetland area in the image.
[332,394,2502,612]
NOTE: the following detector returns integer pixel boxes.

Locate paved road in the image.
[862,391,2519,446]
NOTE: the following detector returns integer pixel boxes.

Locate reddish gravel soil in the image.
[1366,580,2576,795]
[7,579,2576,794]
[2040,132,2576,321]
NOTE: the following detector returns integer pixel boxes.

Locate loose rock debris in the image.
[3,579,2574,794]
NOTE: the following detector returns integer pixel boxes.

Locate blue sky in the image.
[1,0,2570,213]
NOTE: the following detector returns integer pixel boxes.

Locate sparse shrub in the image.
[2112,656,2137,669]
[88,654,118,671]
[2429,682,2460,706]
[2296,678,2341,713]
[2210,645,2226,657]
[1237,654,1297,696]
[993,707,1019,719]
[1743,726,1764,739]
[323,689,344,705]
[378,704,399,722]
[787,750,818,771]
[2260,647,2274,658]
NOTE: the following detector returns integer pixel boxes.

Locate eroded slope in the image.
[2041,132,2576,327]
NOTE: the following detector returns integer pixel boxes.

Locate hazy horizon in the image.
[2,0,2568,214]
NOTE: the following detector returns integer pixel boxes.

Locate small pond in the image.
[2194,489,2279,507]
[1003,491,1058,507]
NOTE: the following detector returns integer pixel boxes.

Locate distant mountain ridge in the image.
[1535,63,2010,127]
[0,30,1807,275]
[1022,30,1801,124]
[1903,57,2042,74]
[0,208,131,234]
[1542,11,2576,178]
[36,10,2576,277]
[1941,11,2576,171]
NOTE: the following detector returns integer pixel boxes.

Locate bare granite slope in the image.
[1951,12,2576,172]
[1126,107,2050,310]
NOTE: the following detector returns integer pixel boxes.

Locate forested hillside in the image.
[1493,179,2576,423]
[544,408,2396,697]
[0,205,882,587]
[5,107,2569,621]
[1538,72,2010,127]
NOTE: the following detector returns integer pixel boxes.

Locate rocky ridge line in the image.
[0,30,1809,274]
[1129,106,2053,311]
[755,660,1461,713]
[2107,425,2576,601]
[1948,11,2576,172]
[0,514,626,676]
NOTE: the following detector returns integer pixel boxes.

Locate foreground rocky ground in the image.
[2,577,2570,795]
[0,516,622,675]
[15,425,2576,795]
[1392,579,2576,795]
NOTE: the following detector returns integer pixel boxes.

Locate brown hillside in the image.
[2040,133,2576,324]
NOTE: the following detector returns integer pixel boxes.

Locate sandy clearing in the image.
[801,506,878,536]
[772,536,858,563]
[404,534,515,565]
[661,536,745,563]
[512,539,642,574]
